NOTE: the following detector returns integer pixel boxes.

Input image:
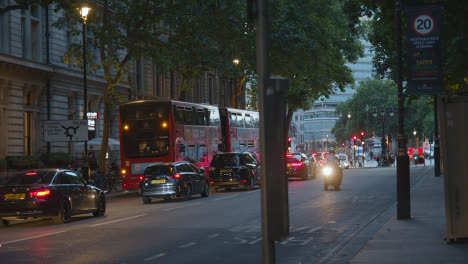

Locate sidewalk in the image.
[347,168,468,264]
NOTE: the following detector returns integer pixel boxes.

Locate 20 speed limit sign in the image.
[413,14,435,36]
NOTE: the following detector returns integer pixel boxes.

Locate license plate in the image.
[5,193,26,200]
[151,179,166,184]
[220,169,232,173]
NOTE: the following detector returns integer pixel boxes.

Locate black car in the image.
[139,161,210,203]
[286,153,315,180]
[209,152,261,191]
[0,169,106,226]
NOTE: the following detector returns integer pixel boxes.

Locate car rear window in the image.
[6,171,56,185]
[211,154,240,167]
[144,166,174,176]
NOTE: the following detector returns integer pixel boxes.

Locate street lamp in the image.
[80,3,91,176]
[347,112,351,119]
[413,128,417,148]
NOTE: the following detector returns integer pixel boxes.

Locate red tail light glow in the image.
[139,176,144,181]
[25,172,37,176]
[210,181,214,184]
[289,162,303,168]
[286,153,293,157]
[170,173,181,179]
[241,179,247,182]
[30,189,51,197]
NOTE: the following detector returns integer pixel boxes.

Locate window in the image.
[243,154,257,164]
[66,172,83,184]
[24,111,32,155]
[244,115,252,128]
[178,164,193,173]
[189,164,199,173]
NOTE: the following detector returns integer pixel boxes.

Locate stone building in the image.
[0,3,243,162]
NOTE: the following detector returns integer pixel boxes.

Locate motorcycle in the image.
[321,162,343,191]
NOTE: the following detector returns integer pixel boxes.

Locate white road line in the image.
[214,195,239,201]
[179,242,196,248]
[162,203,201,211]
[247,190,260,194]
[90,214,147,227]
[248,237,262,244]
[208,234,220,238]
[0,230,67,245]
[144,253,166,261]
[307,227,322,233]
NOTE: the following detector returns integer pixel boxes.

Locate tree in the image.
[332,79,434,143]
[363,0,468,94]
[268,0,365,131]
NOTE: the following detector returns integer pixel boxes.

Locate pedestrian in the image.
[376,155,380,167]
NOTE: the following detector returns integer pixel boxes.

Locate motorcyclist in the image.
[323,150,343,190]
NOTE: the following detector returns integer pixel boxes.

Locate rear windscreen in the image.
[211,154,240,167]
[287,157,301,163]
[6,171,56,185]
[144,166,174,176]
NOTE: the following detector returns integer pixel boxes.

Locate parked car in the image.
[286,153,315,180]
[139,161,210,203]
[0,169,106,226]
[337,154,350,169]
[209,152,260,191]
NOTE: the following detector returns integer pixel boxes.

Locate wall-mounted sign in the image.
[87,112,100,120]
[406,6,443,95]
[44,120,88,142]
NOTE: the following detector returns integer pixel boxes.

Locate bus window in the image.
[174,106,185,124]
[245,115,253,128]
[229,113,237,127]
[184,107,194,125]
[237,113,244,128]
[209,109,220,126]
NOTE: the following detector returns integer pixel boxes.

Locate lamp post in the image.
[373,104,394,164]
[365,104,369,137]
[338,112,343,151]
[80,4,90,176]
[326,135,329,152]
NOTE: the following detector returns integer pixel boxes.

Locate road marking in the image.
[307,227,322,233]
[0,230,67,245]
[144,253,166,261]
[90,214,147,227]
[179,242,196,248]
[247,190,260,194]
[162,203,201,211]
[214,195,239,201]
[208,234,220,238]
[248,237,262,244]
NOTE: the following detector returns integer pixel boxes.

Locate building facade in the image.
[291,39,374,152]
[0,3,243,163]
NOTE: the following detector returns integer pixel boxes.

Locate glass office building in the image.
[291,40,374,151]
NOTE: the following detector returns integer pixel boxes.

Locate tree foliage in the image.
[362,0,468,94]
[268,0,366,129]
[333,79,434,143]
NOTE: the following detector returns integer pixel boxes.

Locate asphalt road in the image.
[0,165,431,264]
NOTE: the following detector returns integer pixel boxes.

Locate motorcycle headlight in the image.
[323,167,333,176]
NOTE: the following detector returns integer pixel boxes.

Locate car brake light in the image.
[210,181,214,184]
[286,153,293,157]
[25,172,37,176]
[290,162,303,168]
[241,179,247,182]
[139,176,144,181]
[170,173,181,179]
[30,189,51,197]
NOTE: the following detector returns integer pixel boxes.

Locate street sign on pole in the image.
[44,120,88,142]
[406,6,443,95]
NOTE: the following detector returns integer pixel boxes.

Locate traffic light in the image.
[360,132,365,146]
[353,135,357,146]
[287,137,292,150]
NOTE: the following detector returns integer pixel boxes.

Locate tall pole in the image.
[395,0,411,220]
[255,0,275,262]
[433,95,441,176]
[83,20,88,177]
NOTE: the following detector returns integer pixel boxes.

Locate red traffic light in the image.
[353,136,357,140]
[287,137,292,142]
[360,131,365,136]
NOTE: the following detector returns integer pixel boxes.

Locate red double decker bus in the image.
[119,100,259,190]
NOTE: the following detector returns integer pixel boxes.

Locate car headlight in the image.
[323,167,333,176]
[344,162,349,166]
